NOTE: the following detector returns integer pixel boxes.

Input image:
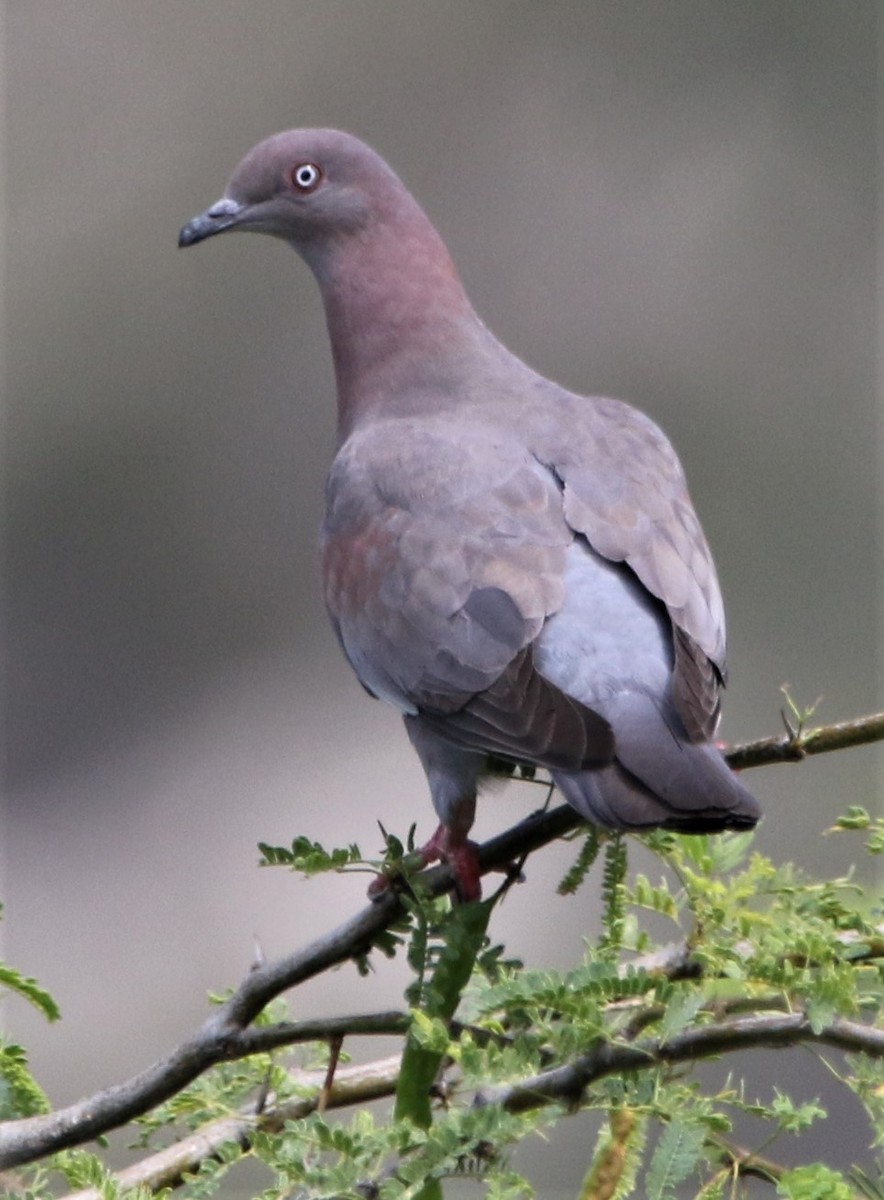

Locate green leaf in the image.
[408,1008,451,1055]
[0,1040,50,1118]
[828,807,884,854]
[777,1164,855,1199]
[598,835,628,960]
[770,1090,826,1133]
[258,836,362,874]
[0,963,60,1021]
[628,873,680,922]
[657,987,705,1043]
[831,806,871,831]
[644,1120,705,1200]
[557,827,602,895]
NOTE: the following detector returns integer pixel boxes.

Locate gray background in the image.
[4,2,881,1195]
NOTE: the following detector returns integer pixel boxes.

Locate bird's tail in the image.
[551,692,760,833]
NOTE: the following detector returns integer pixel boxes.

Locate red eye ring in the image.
[291,162,323,192]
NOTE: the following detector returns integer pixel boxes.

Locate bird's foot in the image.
[366,823,483,902]
[418,824,483,902]
[367,823,526,903]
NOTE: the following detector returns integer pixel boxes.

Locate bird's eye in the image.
[291,162,323,192]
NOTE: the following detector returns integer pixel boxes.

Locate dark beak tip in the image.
[178,216,213,249]
[178,199,243,249]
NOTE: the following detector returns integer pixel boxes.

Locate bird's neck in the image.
[301,206,494,440]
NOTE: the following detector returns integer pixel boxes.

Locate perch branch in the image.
[2,711,883,1173]
[59,1012,884,1199]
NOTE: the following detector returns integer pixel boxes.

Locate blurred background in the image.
[4,2,880,1195]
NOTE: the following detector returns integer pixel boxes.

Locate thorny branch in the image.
[1,710,882,1180]
[725,709,884,770]
[57,1055,405,1200]
[482,1013,884,1112]
[58,1013,884,1200]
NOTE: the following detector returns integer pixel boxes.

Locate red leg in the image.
[367,821,483,902]
[418,823,482,902]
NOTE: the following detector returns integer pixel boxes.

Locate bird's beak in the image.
[178,197,246,248]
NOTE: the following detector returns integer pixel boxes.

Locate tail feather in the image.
[552,691,760,833]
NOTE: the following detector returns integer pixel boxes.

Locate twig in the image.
[318,1035,344,1115]
[706,1135,786,1184]
[482,1013,884,1114]
[0,895,408,1169]
[59,1014,884,1199]
[0,803,567,1171]
[725,710,884,770]
[233,1010,409,1056]
[3,711,883,1173]
[56,1055,403,1200]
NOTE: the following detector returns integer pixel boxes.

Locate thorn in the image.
[250,936,267,972]
[780,708,798,741]
[254,1064,272,1115]
[318,1034,344,1115]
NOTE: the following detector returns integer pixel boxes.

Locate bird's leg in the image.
[391,717,488,899]
[417,821,482,902]
[367,817,482,902]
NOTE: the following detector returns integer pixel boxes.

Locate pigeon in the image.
[180,129,760,900]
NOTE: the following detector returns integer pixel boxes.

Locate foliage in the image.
[0,904,57,1123]
[0,904,61,1027]
[1,801,882,1199]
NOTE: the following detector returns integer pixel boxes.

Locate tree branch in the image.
[59,1012,884,1199]
[484,1013,884,1114]
[2,711,882,1173]
[226,1010,409,1057]
[0,804,587,1169]
[58,1055,404,1200]
[0,892,411,1170]
[725,710,884,770]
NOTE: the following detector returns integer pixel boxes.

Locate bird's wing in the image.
[531,390,727,740]
[321,417,613,768]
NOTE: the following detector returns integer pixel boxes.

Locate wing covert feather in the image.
[530,390,727,737]
[322,419,571,713]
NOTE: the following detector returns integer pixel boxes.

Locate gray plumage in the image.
[180,129,760,898]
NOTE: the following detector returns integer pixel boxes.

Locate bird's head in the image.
[179,128,406,253]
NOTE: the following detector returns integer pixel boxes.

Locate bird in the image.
[179,128,760,900]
